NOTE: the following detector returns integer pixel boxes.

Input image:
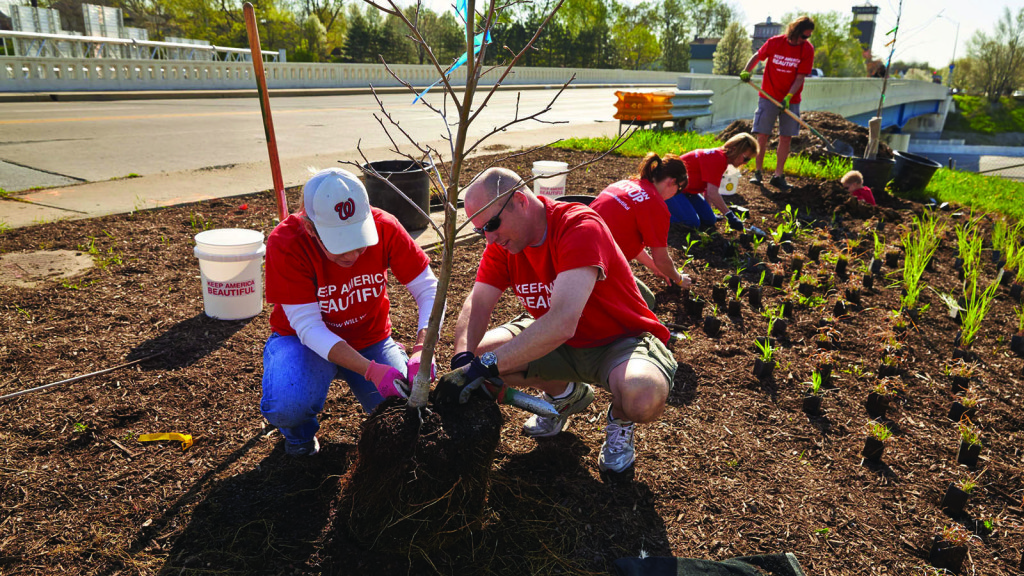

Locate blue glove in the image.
[435,357,499,405]
[725,211,744,231]
[782,94,793,110]
[739,71,751,83]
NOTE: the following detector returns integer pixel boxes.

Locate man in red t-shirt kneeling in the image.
[740,16,815,192]
[434,167,678,475]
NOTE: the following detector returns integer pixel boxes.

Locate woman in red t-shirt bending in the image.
[665,133,759,231]
[591,152,691,290]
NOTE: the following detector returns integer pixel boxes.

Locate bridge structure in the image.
[0,29,952,137]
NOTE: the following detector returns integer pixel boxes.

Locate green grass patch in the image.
[946,95,1024,134]
[559,130,1024,220]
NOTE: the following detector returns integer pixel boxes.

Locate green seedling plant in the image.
[956,217,985,285]
[958,422,982,446]
[959,389,980,409]
[868,421,893,442]
[753,337,774,363]
[939,523,974,547]
[899,211,946,310]
[15,306,32,322]
[873,231,885,260]
[1014,305,1024,335]
[807,371,824,395]
[73,422,88,433]
[758,271,767,286]
[958,476,977,494]
[959,271,1002,349]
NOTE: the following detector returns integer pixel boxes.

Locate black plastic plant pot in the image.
[876,219,886,231]
[712,285,728,305]
[1001,269,1014,286]
[727,300,742,317]
[780,240,795,254]
[766,243,780,262]
[835,258,849,278]
[948,402,977,423]
[990,249,1002,265]
[723,242,737,259]
[727,275,741,292]
[862,436,885,462]
[771,274,784,289]
[703,316,721,337]
[808,244,824,262]
[1011,284,1023,300]
[748,286,763,310]
[929,536,968,573]
[781,301,794,318]
[790,256,804,275]
[817,364,833,385]
[957,440,981,467]
[869,259,883,275]
[845,288,861,306]
[940,483,970,516]
[780,232,795,243]
[952,257,964,273]
[865,392,890,418]
[952,347,979,363]
[752,358,775,380]
[885,251,900,268]
[878,363,900,377]
[833,300,848,317]
[802,392,823,414]
[739,232,753,247]
[951,376,970,394]
[771,318,788,338]
[1011,334,1024,355]
[862,274,874,289]
[798,283,815,298]
[687,297,706,318]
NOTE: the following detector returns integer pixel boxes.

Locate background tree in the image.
[965,6,1024,102]
[950,56,978,93]
[712,21,751,75]
[784,10,865,77]
[657,0,690,72]
[610,2,660,70]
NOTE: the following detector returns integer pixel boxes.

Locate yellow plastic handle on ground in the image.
[138,433,193,451]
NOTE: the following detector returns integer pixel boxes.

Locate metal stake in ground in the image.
[244,3,289,222]
[0,352,165,403]
[742,81,855,157]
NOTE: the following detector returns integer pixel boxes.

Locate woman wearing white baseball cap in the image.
[261,168,440,457]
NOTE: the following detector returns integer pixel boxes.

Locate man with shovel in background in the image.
[740,15,815,192]
[433,167,677,477]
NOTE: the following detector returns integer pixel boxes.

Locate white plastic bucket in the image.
[531,161,568,198]
[719,168,741,196]
[193,228,266,320]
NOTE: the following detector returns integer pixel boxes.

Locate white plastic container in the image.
[719,167,741,196]
[193,228,266,320]
[531,161,568,198]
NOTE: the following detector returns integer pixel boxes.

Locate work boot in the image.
[285,436,320,457]
[599,408,636,474]
[522,382,595,438]
[769,174,793,191]
[748,170,763,185]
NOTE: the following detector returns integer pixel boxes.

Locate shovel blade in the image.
[831,140,855,157]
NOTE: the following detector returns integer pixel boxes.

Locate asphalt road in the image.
[0,88,625,189]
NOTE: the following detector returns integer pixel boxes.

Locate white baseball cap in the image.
[302,168,379,255]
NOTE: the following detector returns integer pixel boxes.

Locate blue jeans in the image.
[666,193,717,228]
[260,333,408,447]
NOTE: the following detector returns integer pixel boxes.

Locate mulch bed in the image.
[2,141,1024,575]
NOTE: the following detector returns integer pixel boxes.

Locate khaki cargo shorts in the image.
[499,315,677,390]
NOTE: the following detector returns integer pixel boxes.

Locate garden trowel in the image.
[464,377,559,417]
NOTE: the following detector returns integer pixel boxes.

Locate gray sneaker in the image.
[749,170,763,185]
[598,411,636,473]
[522,382,595,438]
[285,436,320,457]
[769,174,793,191]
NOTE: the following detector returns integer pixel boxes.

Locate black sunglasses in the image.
[801,33,812,39]
[473,191,516,236]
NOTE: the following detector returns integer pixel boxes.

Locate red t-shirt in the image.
[589,179,670,260]
[265,209,430,350]
[851,186,876,206]
[756,34,815,103]
[681,148,729,195]
[475,196,669,347]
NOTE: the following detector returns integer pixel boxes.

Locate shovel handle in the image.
[743,81,838,155]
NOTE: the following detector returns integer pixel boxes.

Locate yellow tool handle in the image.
[138,433,193,451]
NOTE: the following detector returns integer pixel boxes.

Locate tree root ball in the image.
[333,395,503,554]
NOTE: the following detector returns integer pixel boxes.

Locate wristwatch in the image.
[478,351,500,377]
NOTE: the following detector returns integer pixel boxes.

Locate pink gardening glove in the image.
[364,361,409,399]
[406,356,437,384]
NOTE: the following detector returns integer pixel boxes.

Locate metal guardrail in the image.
[0,30,280,62]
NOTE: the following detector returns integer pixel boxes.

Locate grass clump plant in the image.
[899,211,945,310]
[753,336,774,363]
[958,422,982,447]
[959,271,1002,350]
[868,421,893,441]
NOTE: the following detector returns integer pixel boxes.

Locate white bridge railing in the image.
[0,30,281,62]
[0,55,681,92]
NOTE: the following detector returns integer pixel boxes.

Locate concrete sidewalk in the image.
[0,121,622,246]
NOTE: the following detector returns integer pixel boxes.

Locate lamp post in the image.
[939,13,959,88]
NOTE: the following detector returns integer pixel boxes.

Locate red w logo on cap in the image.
[335,198,356,221]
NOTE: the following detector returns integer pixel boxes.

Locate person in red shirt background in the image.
[590,152,692,302]
[434,167,677,476]
[739,16,815,192]
[841,170,877,205]
[261,168,439,457]
[664,133,759,231]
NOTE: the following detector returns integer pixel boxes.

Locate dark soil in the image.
[2,144,1024,576]
[718,111,895,163]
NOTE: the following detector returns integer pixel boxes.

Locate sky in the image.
[415,0,1017,71]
